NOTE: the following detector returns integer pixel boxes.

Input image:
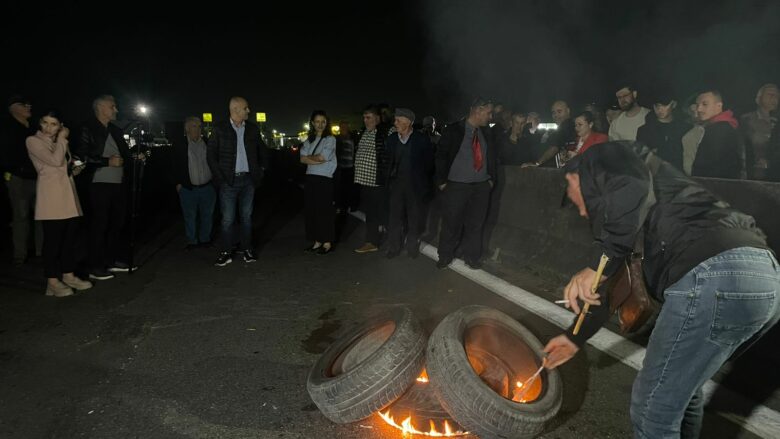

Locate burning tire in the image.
[426,305,562,438]
[306,306,426,423]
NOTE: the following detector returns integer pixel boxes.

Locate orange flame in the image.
[416,369,429,383]
[378,410,467,437]
[512,381,528,403]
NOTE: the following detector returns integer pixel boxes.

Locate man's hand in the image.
[563,267,605,314]
[521,162,539,168]
[438,183,447,191]
[108,155,124,167]
[543,334,579,369]
[176,184,182,193]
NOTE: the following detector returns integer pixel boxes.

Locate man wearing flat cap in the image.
[434,97,497,269]
[1,95,42,264]
[384,108,433,258]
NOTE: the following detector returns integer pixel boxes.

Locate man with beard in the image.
[609,84,651,141]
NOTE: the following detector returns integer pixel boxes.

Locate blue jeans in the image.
[218,174,255,252]
[630,247,780,439]
[179,185,216,244]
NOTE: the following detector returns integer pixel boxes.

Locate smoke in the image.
[419,0,780,120]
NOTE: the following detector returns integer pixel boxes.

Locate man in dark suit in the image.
[172,117,216,250]
[207,97,267,267]
[434,97,497,269]
[384,108,433,259]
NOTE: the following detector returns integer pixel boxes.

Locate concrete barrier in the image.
[487,166,780,280]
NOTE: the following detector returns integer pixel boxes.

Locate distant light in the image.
[489,123,496,127]
[538,123,558,131]
[303,123,310,131]
[332,125,341,135]
[137,105,149,115]
[256,112,267,123]
[203,113,213,123]
[272,129,277,134]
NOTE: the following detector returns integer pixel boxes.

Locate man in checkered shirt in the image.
[353,105,391,253]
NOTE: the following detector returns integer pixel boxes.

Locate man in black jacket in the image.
[434,97,497,269]
[1,95,40,264]
[384,108,433,259]
[207,97,267,267]
[544,141,779,438]
[172,117,215,249]
[691,90,746,179]
[75,95,133,280]
[636,93,690,172]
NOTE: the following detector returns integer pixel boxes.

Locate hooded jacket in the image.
[565,141,768,346]
[691,110,746,179]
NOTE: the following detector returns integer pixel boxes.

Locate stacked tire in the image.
[306,305,562,438]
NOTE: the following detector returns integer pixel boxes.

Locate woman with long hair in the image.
[300,110,337,254]
[26,110,92,296]
[572,111,609,156]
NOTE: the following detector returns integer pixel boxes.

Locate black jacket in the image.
[171,135,211,189]
[1,116,37,179]
[435,119,498,186]
[74,117,132,183]
[636,116,690,172]
[692,115,745,179]
[386,130,434,197]
[566,141,768,346]
[206,120,267,187]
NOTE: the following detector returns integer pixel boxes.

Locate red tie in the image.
[472,130,483,171]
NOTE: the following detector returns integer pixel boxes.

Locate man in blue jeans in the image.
[207,97,267,266]
[544,141,780,438]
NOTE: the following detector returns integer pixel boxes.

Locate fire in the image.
[512,381,528,403]
[416,369,429,383]
[378,410,467,437]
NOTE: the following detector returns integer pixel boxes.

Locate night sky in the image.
[5,0,779,133]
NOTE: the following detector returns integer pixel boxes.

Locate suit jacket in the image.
[435,119,498,186]
[74,117,131,183]
[386,130,434,197]
[207,119,267,187]
[26,132,82,220]
[171,135,211,189]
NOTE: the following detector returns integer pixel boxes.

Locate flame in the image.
[512,381,528,403]
[416,369,429,383]
[378,410,467,437]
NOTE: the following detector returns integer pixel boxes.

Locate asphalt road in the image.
[0,186,775,438]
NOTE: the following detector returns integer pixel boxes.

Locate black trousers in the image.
[89,183,127,269]
[42,217,80,278]
[386,180,422,252]
[304,175,335,243]
[437,181,491,262]
[359,185,388,245]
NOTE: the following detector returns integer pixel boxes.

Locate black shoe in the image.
[316,246,333,255]
[465,259,483,270]
[385,249,400,259]
[304,245,320,253]
[108,261,138,272]
[436,257,452,269]
[407,244,420,259]
[89,268,115,280]
[243,249,257,263]
[215,251,232,267]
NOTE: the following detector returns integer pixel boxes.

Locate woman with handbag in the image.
[26,110,92,297]
[300,110,337,254]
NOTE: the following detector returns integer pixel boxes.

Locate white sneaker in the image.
[45,281,74,297]
[62,276,93,291]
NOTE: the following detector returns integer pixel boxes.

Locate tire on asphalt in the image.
[426,305,563,438]
[306,306,426,423]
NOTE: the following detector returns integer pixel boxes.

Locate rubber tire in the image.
[306,306,426,423]
[426,305,563,439]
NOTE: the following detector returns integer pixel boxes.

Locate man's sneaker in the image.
[243,249,257,263]
[215,251,232,267]
[436,257,452,269]
[354,243,378,253]
[465,259,483,270]
[89,268,115,280]
[108,261,138,273]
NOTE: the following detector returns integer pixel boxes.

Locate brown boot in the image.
[45,281,74,298]
[354,243,378,253]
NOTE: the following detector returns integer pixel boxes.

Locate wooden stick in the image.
[572,254,609,335]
